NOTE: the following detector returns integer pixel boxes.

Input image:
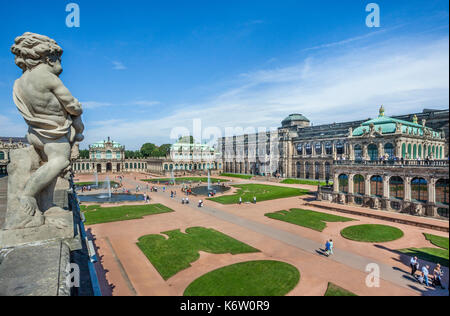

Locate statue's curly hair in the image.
[11,32,63,72]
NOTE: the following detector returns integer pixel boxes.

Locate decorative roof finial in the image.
[379,105,385,117]
[412,115,418,124]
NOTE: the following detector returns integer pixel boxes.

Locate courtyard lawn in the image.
[75,181,119,187]
[324,283,357,296]
[82,203,174,225]
[265,209,354,232]
[142,177,227,184]
[184,260,300,296]
[137,227,260,280]
[208,184,309,205]
[220,173,253,180]
[340,224,404,243]
[280,179,331,186]
[398,233,449,267]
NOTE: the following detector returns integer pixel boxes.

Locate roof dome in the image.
[282,114,310,127]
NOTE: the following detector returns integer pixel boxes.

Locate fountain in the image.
[94,172,98,188]
[191,169,230,196]
[78,175,143,203]
[207,169,212,191]
[171,170,176,185]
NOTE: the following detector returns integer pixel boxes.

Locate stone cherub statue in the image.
[4,32,84,230]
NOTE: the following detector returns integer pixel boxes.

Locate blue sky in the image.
[0,0,448,149]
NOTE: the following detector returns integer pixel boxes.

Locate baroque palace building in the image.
[72,136,223,176]
[218,107,449,219]
[0,137,28,176]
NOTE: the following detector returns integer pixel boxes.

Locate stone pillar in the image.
[332,143,337,160]
[363,145,369,161]
[404,177,412,202]
[364,175,371,197]
[348,174,354,194]
[321,143,325,158]
[378,142,384,158]
[333,174,339,193]
[383,176,390,199]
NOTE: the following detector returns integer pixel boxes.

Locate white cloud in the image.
[112,61,127,70]
[0,114,27,137]
[82,101,114,109]
[79,35,450,150]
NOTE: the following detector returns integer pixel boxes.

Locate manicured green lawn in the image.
[424,233,449,250]
[340,224,404,243]
[324,283,357,296]
[75,181,119,187]
[208,184,309,204]
[398,233,449,267]
[280,179,332,186]
[82,203,174,225]
[265,209,354,232]
[137,227,260,280]
[142,177,227,184]
[184,260,300,296]
[220,173,253,180]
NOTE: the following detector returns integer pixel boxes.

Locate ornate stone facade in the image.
[0,137,28,176]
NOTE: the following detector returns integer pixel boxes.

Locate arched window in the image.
[106,150,112,159]
[314,162,320,180]
[440,146,443,159]
[368,144,378,161]
[338,174,348,193]
[432,146,436,158]
[0,151,5,160]
[384,143,394,159]
[390,176,404,200]
[413,144,417,159]
[315,143,322,155]
[436,179,449,205]
[411,178,427,203]
[96,151,101,159]
[169,164,173,170]
[325,143,333,155]
[370,175,383,197]
[354,145,363,161]
[296,162,301,178]
[354,175,365,195]
[325,162,331,180]
[134,163,137,169]
[418,144,422,158]
[125,163,128,169]
[296,144,303,155]
[402,143,407,158]
[305,143,312,155]
[164,164,168,170]
[305,162,311,179]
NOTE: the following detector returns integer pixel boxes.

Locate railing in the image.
[334,159,449,167]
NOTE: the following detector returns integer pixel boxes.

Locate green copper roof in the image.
[282,114,310,124]
[352,114,439,137]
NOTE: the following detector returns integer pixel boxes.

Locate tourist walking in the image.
[325,239,334,256]
[410,256,419,276]
[421,265,430,286]
[253,196,257,204]
[432,264,445,289]
[239,197,242,205]
[143,193,147,203]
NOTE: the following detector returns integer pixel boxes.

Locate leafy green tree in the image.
[158,144,172,157]
[79,149,89,159]
[140,143,157,157]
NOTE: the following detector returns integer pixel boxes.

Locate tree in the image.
[79,149,89,159]
[158,144,172,157]
[140,143,157,157]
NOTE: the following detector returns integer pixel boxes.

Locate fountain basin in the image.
[190,185,230,196]
[78,193,144,203]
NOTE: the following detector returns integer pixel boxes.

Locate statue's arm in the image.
[48,74,83,116]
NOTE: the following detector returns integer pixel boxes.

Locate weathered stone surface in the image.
[0,240,71,296]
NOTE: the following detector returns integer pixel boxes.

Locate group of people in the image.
[324,239,334,257]
[80,185,92,192]
[181,197,190,204]
[410,256,445,289]
[142,192,151,204]
[238,196,257,204]
[170,191,177,198]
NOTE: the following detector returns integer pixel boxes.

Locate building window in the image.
[96,151,101,159]
[116,152,121,159]
[370,175,383,197]
[413,144,417,159]
[296,144,303,155]
[325,143,332,155]
[437,208,449,218]
[384,143,394,159]
[314,162,320,180]
[106,150,112,159]
[339,174,348,193]
[411,177,427,203]
[402,143,406,158]
[436,179,449,205]
[296,162,301,178]
[354,145,363,161]
[305,143,312,155]
[0,151,5,160]
[368,144,378,161]
[336,142,344,155]
[315,143,322,155]
[305,162,311,179]
[389,176,404,200]
[354,175,365,195]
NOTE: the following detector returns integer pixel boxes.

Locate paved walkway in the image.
[80,173,448,296]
